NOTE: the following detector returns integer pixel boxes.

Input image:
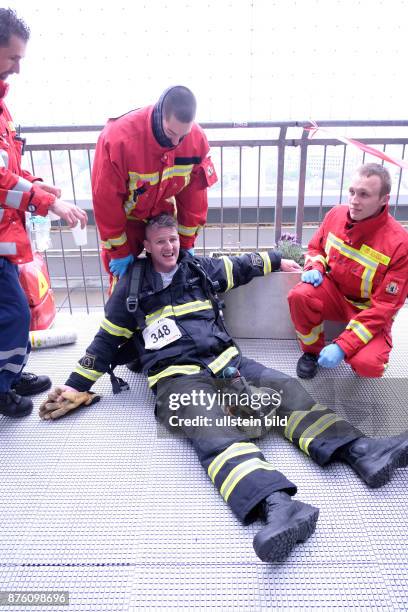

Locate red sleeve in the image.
[175,133,217,249]
[20,168,43,183]
[0,167,55,215]
[303,209,338,275]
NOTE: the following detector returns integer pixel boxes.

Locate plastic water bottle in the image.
[30,215,52,252]
[30,328,77,349]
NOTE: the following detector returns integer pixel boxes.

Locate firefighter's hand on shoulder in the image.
[280,258,302,272]
[39,385,101,420]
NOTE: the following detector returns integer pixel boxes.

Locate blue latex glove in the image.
[109,254,134,278]
[318,344,345,368]
[301,269,323,287]
[187,248,195,256]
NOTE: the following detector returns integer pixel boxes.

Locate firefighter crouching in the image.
[289,163,408,380]
[39,214,408,563]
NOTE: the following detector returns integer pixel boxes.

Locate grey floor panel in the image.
[0,309,407,610]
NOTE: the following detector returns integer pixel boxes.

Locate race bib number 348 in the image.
[143,317,182,350]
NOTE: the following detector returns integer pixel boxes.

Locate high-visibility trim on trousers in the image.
[220,457,278,502]
[207,442,260,483]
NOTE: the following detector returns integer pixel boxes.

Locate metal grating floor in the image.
[1,308,408,611]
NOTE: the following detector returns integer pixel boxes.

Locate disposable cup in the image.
[71,221,88,246]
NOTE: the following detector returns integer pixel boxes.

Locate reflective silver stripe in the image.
[15,176,32,192]
[5,190,24,209]
[0,242,17,255]
[0,347,27,359]
[346,319,373,344]
[0,149,8,168]
[0,209,4,222]
[0,362,24,374]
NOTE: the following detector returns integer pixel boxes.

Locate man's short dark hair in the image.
[0,8,30,46]
[357,163,392,198]
[162,86,197,123]
[145,213,178,237]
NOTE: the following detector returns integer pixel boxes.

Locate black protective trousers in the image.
[155,357,362,522]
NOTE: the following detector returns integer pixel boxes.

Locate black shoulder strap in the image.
[126,258,146,313]
[187,257,224,319]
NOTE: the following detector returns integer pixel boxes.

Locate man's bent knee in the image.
[348,352,387,378]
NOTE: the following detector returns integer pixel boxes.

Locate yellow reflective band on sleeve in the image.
[208,346,239,374]
[296,324,323,346]
[162,164,194,182]
[101,233,128,250]
[100,318,134,339]
[148,364,201,388]
[346,319,373,344]
[260,252,272,275]
[299,413,343,456]
[220,458,277,502]
[145,300,213,326]
[207,442,260,483]
[74,363,104,382]
[304,254,328,269]
[221,256,234,291]
[178,223,200,237]
[284,403,327,442]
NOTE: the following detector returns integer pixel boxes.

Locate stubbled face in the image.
[348,173,389,221]
[144,224,180,273]
[162,113,193,146]
[0,35,26,81]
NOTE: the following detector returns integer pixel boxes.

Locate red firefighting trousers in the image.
[288,275,392,377]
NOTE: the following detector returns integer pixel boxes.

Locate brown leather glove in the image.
[39,386,101,420]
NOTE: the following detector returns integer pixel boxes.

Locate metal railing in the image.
[21,120,408,311]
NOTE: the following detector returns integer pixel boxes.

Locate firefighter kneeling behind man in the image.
[40,214,408,563]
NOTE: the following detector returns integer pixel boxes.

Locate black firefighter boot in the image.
[340,432,408,488]
[253,492,319,562]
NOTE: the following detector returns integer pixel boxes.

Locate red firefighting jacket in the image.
[0,81,55,264]
[92,105,217,258]
[304,203,408,357]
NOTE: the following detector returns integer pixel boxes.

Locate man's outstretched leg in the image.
[155,374,319,562]
[239,358,408,488]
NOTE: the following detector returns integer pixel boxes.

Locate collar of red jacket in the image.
[146,105,192,157]
[0,80,9,100]
[345,202,389,238]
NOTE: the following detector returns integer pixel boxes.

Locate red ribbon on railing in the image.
[306,120,408,170]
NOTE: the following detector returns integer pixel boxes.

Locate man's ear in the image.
[143,239,151,254]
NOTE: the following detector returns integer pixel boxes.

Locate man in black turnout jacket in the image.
[40,214,408,563]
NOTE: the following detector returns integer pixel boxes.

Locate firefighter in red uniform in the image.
[288,163,408,379]
[91,85,217,282]
[0,9,87,418]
